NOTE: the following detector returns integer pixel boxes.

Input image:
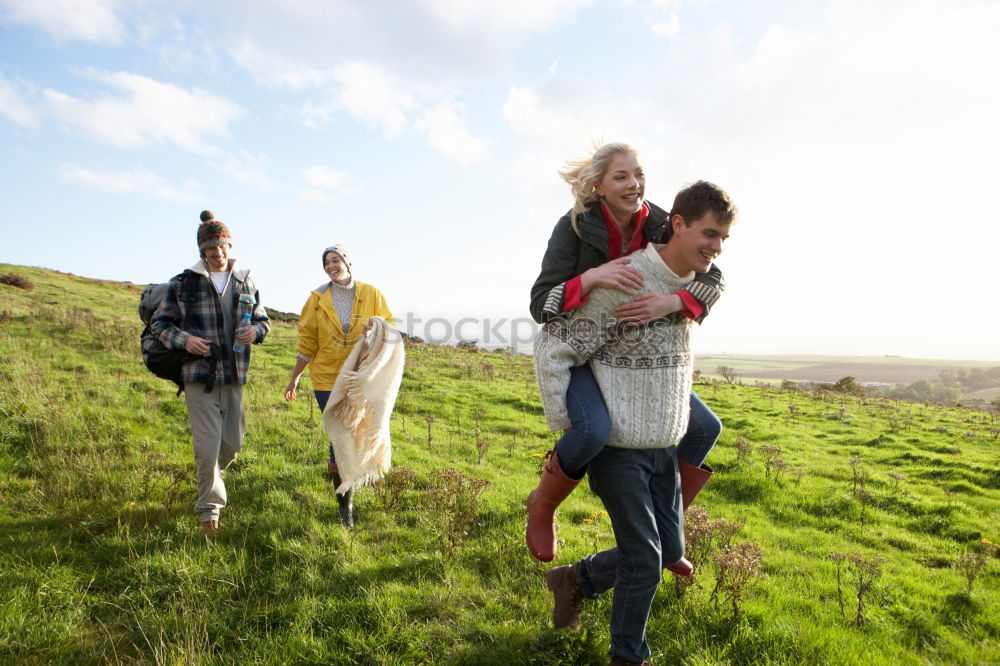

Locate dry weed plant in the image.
[683,504,715,573]
[678,505,746,599]
[953,540,995,594]
[0,273,34,291]
[424,467,490,562]
[826,552,851,619]
[469,406,489,462]
[848,553,884,625]
[886,470,908,495]
[135,445,190,513]
[471,406,486,433]
[710,541,764,621]
[849,457,866,496]
[371,466,416,511]
[475,438,490,464]
[423,413,436,452]
[759,445,786,482]
[480,361,496,380]
[734,436,753,466]
[828,551,886,625]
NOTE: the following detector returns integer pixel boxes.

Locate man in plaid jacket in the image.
[150,211,270,535]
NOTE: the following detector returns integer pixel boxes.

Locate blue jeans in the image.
[576,446,683,663]
[314,390,335,464]
[554,364,721,478]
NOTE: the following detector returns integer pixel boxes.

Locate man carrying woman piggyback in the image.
[526,142,725,565]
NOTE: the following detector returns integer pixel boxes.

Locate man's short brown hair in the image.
[671,180,737,226]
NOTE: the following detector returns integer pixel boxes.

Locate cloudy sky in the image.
[1,0,998,360]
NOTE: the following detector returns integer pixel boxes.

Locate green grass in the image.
[1,263,998,665]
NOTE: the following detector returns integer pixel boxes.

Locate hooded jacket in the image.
[151,259,270,386]
[296,281,393,391]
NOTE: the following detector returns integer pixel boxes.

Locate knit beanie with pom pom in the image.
[197,210,232,252]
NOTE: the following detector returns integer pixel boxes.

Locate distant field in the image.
[696,354,1000,385]
[965,386,1000,403]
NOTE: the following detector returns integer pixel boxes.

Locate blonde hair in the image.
[559,141,637,230]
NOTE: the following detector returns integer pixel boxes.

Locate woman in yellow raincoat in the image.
[284,244,392,525]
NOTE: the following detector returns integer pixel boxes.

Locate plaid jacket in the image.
[150,259,270,386]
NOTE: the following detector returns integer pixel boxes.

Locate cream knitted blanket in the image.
[323,317,406,493]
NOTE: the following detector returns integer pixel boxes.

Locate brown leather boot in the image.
[609,657,651,665]
[545,564,584,631]
[526,451,580,562]
[679,459,713,511]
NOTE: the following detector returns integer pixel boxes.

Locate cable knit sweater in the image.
[534,244,695,449]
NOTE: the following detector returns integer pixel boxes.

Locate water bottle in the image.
[233,313,252,353]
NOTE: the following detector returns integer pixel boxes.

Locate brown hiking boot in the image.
[200,519,219,536]
[609,658,651,665]
[546,564,584,631]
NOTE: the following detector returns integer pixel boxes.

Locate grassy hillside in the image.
[1,264,998,665]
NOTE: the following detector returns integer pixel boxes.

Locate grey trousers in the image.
[184,382,245,522]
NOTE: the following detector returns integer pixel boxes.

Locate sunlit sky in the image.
[2,0,998,360]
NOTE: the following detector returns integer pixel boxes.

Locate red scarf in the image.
[600,201,650,259]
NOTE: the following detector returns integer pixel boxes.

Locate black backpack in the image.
[139,270,218,395]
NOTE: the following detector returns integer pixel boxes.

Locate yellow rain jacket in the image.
[296,281,393,391]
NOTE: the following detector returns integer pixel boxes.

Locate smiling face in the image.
[663,211,731,276]
[324,252,351,285]
[203,243,230,272]
[593,150,645,226]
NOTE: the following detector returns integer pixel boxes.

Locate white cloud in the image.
[302,61,415,137]
[59,162,198,201]
[298,165,360,202]
[211,149,275,190]
[333,61,412,136]
[43,70,243,154]
[297,188,329,203]
[134,13,220,73]
[415,101,490,165]
[0,0,124,44]
[230,41,332,90]
[0,72,39,127]
[502,82,655,145]
[651,11,679,38]
[303,165,349,190]
[422,0,593,32]
[299,60,488,164]
[215,1,593,91]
